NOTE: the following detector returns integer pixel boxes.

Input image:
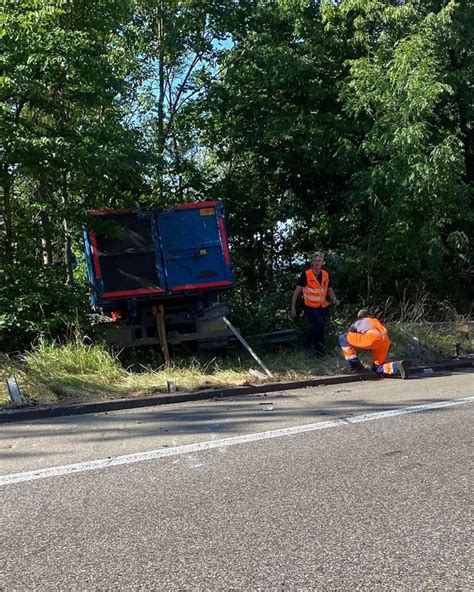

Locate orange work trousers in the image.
[345,332,391,367]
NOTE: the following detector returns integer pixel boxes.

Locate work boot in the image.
[397,360,410,379]
[349,361,367,374]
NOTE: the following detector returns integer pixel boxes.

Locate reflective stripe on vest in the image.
[303,269,329,308]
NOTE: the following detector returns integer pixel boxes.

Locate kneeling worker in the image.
[339,309,410,378]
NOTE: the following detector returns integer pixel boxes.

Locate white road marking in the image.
[1,396,472,486]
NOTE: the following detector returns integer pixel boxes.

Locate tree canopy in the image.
[1,0,472,348]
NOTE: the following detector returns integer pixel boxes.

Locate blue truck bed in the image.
[83,201,234,350]
[84,200,233,304]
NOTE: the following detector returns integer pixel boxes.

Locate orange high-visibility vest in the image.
[350,317,389,339]
[303,269,329,308]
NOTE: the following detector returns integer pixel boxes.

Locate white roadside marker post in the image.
[6,376,22,404]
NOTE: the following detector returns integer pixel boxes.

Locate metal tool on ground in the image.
[223,317,273,379]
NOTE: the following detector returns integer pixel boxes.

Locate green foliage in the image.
[321,0,473,303]
[0,265,90,351]
[125,0,253,204]
[20,336,128,401]
[208,0,472,317]
[200,0,358,303]
[1,0,145,349]
[25,337,126,382]
[226,268,297,335]
[1,0,472,353]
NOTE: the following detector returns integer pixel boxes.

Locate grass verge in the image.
[0,321,471,408]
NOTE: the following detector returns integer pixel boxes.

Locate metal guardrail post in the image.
[223,317,273,378]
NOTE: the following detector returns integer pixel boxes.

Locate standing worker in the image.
[339,309,410,378]
[291,252,340,357]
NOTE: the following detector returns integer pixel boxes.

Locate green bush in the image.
[0,266,90,352]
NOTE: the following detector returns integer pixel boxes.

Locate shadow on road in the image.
[1,390,466,459]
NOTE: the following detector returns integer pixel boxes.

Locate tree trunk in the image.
[0,167,14,274]
[60,171,73,283]
[63,218,74,284]
[366,227,373,301]
[156,0,165,200]
[39,210,53,266]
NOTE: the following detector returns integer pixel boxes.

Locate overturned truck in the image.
[83,201,234,357]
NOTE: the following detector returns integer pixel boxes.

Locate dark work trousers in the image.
[304,305,328,357]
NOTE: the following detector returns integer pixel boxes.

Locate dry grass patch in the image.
[0,340,346,407]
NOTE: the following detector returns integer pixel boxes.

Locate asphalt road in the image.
[0,372,472,591]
